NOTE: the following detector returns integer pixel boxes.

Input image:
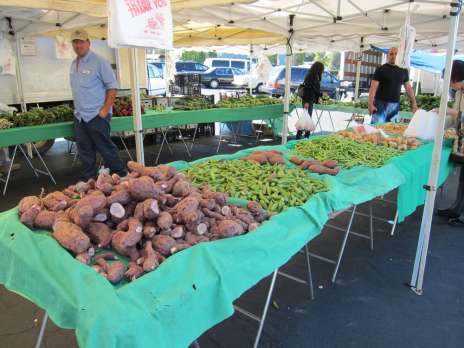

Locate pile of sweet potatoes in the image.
[290,156,340,176]
[17,161,269,284]
[241,150,284,165]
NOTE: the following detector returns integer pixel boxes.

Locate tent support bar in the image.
[282,14,294,145]
[129,48,145,165]
[410,0,462,295]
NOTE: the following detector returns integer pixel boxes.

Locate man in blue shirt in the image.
[70,29,126,180]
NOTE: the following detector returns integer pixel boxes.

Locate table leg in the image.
[34,311,48,348]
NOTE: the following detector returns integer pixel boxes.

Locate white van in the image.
[204,58,254,72]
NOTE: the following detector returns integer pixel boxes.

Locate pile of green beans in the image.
[293,136,401,168]
[184,160,328,213]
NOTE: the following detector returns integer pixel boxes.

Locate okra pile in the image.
[293,136,401,169]
[184,159,328,213]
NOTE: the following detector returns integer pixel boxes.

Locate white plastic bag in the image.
[295,108,315,131]
[404,109,438,140]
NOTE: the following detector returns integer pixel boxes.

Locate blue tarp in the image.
[371,45,464,74]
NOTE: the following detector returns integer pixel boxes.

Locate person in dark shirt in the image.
[368,47,417,123]
[297,61,324,139]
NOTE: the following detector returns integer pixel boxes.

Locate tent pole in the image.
[129,48,145,165]
[354,37,364,101]
[410,0,462,295]
[415,69,421,95]
[14,36,27,113]
[282,14,294,145]
[249,44,253,96]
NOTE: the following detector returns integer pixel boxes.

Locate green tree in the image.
[293,53,306,65]
[313,52,333,68]
[268,54,277,65]
[180,50,206,63]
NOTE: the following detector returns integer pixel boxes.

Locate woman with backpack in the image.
[296,61,324,139]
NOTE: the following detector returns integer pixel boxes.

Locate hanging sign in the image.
[20,36,37,56]
[55,35,73,59]
[108,0,173,49]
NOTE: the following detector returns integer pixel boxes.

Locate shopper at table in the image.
[437,60,464,226]
[70,29,126,181]
[297,61,324,139]
[368,47,417,123]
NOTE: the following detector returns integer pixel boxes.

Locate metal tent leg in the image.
[190,124,199,150]
[332,205,357,283]
[34,311,48,348]
[30,143,56,185]
[390,210,399,236]
[177,128,192,158]
[118,135,134,161]
[1,145,18,196]
[369,202,374,251]
[18,145,39,177]
[304,245,315,300]
[234,269,278,348]
[328,111,336,132]
[216,123,225,153]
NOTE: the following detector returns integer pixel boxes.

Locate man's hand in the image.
[411,104,418,113]
[99,107,109,118]
[368,103,377,115]
[304,102,310,109]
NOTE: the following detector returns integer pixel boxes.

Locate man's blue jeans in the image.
[371,99,400,124]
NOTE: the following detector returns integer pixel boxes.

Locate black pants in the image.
[74,116,126,180]
[296,102,314,140]
[448,166,464,217]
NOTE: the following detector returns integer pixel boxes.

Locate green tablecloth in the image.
[0,137,453,348]
[0,104,283,148]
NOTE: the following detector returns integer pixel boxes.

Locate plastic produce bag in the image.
[404,109,438,140]
[294,108,315,131]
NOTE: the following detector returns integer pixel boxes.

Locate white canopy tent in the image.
[0,0,462,293]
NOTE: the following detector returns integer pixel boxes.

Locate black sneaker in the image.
[437,208,460,219]
[448,217,464,227]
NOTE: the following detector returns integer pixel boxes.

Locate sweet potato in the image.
[164,194,179,207]
[110,203,126,220]
[322,159,338,168]
[308,164,340,175]
[289,156,304,165]
[170,225,185,239]
[157,211,173,230]
[267,153,285,165]
[170,242,191,255]
[63,187,79,199]
[217,219,245,237]
[20,205,42,229]
[111,173,121,185]
[143,223,157,239]
[201,188,228,206]
[133,202,145,221]
[125,262,144,281]
[172,180,190,197]
[247,201,265,215]
[185,232,209,245]
[95,173,114,195]
[248,222,260,231]
[18,196,41,214]
[143,199,159,220]
[52,220,90,254]
[86,222,113,248]
[93,208,108,222]
[107,189,131,205]
[97,259,126,284]
[76,192,107,212]
[200,198,216,210]
[128,176,159,201]
[43,191,71,211]
[141,241,159,272]
[69,204,94,228]
[75,181,91,194]
[111,218,143,256]
[34,210,56,229]
[202,207,224,220]
[152,235,176,256]
[75,251,92,265]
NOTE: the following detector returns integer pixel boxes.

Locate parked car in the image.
[201,67,245,89]
[175,61,209,74]
[262,66,340,99]
[147,63,166,96]
[204,58,256,72]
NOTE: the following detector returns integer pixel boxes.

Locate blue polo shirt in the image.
[70,51,118,122]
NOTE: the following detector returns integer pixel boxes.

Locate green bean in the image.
[183,160,328,213]
[293,136,401,169]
